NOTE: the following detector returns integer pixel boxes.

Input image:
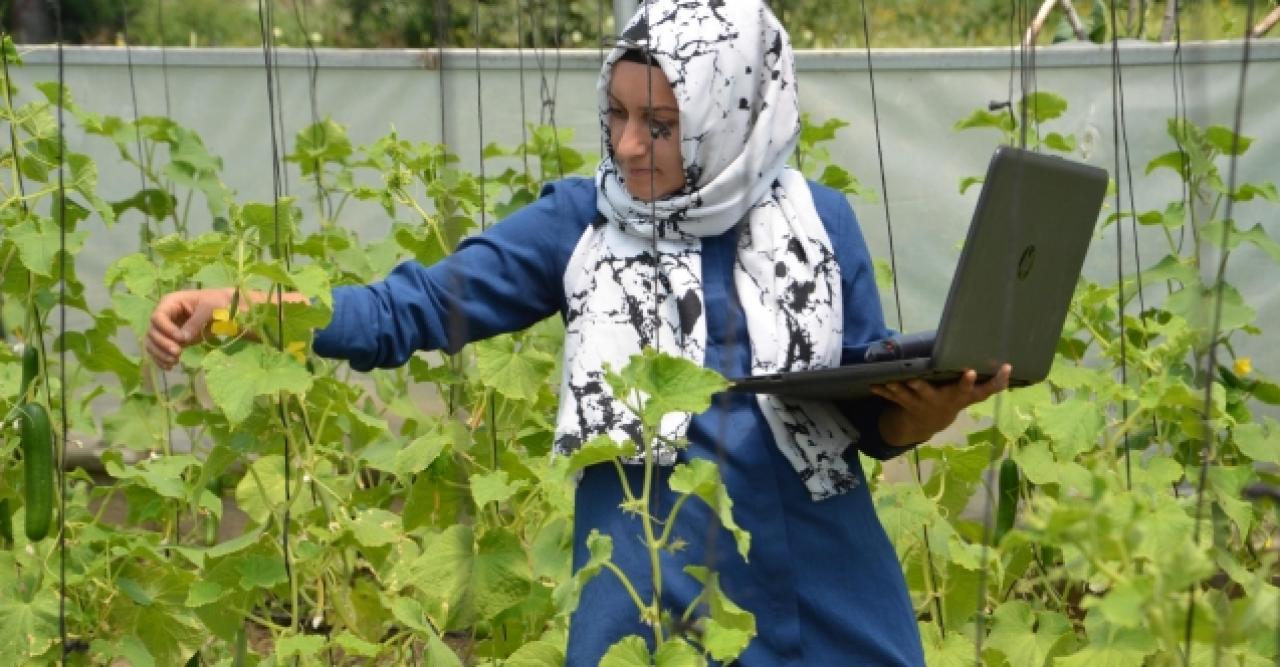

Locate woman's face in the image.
[606,60,685,202]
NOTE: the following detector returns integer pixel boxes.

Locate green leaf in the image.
[349,508,403,548]
[1022,92,1068,123]
[471,528,534,620]
[985,601,1073,667]
[599,636,651,667]
[684,566,756,662]
[1043,132,1077,152]
[470,470,527,508]
[1145,150,1188,178]
[104,562,204,666]
[237,554,288,590]
[112,188,177,221]
[0,573,60,660]
[233,455,318,526]
[953,109,1015,133]
[201,343,313,426]
[1231,182,1279,203]
[9,217,88,276]
[105,455,200,500]
[654,639,706,667]
[1054,610,1155,666]
[102,395,172,452]
[669,459,751,560]
[286,118,353,174]
[184,581,228,608]
[275,633,326,659]
[920,621,977,667]
[1234,420,1280,465]
[105,252,161,296]
[558,529,613,617]
[505,640,566,667]
[414,525,532,629]
[565,434,638,476]
[608,348,729,427]
[394,431,451,476]
[473,334,556,401]
[959,176,985,194]
[333,631,382,658]
[1164,282,1255,334]
[1200,220,1280,264]
[1035,398,1104,460]
[1204,125,1253,155]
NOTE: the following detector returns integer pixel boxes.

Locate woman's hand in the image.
[146,288,235,370]
[870,364,1012,447]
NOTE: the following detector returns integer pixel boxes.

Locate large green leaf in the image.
[920,622,977,667]
[201,343,313,425]
[413,525,532,629]
[104,562,205,666]
[233,454,319,526]
[599,636,652,667]
[669,459,751,560]
[470,470,528,508]
[1233,420,1280,465]
[473,334,556,401]
[654,639,706,667]
[607,348,729,426]
[984,601,1073,667]
[0,560,59,661]
[9,217,88,276]
[1035,398,1105,460]
[684,566,756,662]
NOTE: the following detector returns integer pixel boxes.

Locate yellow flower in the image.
[285,341,307,363]
[1234,357,1253,377]
[209,308,240,337]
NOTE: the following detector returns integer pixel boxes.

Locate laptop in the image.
[729,145,1108,400]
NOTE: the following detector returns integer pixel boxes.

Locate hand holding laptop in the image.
[872,363,1012,446]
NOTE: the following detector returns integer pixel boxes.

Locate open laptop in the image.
[730,145,1108,400]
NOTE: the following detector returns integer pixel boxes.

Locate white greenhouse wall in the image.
[10,41,1280,384]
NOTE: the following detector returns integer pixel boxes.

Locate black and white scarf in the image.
[553,0,861,501]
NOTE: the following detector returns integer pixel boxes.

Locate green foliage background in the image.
[1,0,1271,49]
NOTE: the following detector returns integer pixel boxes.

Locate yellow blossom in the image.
[209,308,240,337]
[285,341,307,363]
[1234,357,1253,376]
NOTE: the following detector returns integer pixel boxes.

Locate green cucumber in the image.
[18,344,38,401]
[0,498,12,549]
[993,458,1020,545]
[20,402,53,542]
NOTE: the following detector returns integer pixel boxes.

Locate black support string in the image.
[289,0,329,223]
[1185,1,1258,660]
[857,0,947,639]
[473,0,498,471]
[255,0,295,634]
[1109,0,1136,491]
[53,2,69,661]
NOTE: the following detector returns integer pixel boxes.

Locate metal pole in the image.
[614,0,638,35]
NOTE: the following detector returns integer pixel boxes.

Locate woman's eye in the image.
[649,120,676,139]
[606,107,626,119]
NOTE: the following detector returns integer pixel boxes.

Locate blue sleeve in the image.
[313,179,594,370]
[810,183,919,461]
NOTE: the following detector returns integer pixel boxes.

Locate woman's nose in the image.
[614,119,649,162]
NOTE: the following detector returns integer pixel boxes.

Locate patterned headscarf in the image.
[555,0,862,500]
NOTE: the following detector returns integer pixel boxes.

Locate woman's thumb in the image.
[180,299,215,343]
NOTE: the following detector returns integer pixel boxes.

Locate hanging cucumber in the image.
[18,344,39,401]
[0,498,12,549]
[20,402,53,542]
[993,457,1020,545]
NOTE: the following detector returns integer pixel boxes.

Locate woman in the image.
[148,1,1008,663]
